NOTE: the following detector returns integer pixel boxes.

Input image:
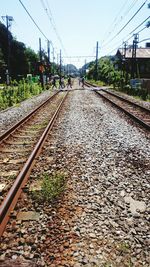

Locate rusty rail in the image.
[0,91,59,143]
[95,90,150,131]
[0,91,68,236]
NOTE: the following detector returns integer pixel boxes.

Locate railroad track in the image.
[0,90,68,236]
[85,82,150,131]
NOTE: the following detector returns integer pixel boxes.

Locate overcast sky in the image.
[1,0,150,68]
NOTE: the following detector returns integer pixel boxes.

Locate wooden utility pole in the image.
[47,40,50,63]
[60,49,62,79]
[39,38,44,88]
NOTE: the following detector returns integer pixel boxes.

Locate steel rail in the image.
[85,81,150,113]
[95,90,150,131]
[101,88,150,113]
[85,81,150,130]
[0,91,68,236]
[0,91,59,143]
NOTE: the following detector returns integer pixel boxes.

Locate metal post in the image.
[131,34,139,79]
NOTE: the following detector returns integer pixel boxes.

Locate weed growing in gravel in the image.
[116,242,130,254]
[32,172,66,202]
[29,120,49,131]
[41,172,66,200]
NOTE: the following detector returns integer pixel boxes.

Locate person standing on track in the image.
[67,76,72,89]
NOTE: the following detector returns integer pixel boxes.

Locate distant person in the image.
[82,77,85,88]
[78,77,82,86]
[52,76,57,89]
[67,76,72,88]
[59,77,63,89]
[61,77,65,88]
[59,77,65,89]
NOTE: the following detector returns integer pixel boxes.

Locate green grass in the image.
[32,172,67,202]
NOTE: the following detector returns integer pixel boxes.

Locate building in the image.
[116,47,150,79]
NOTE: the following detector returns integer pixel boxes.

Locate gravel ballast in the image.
[0,89,55,135]
[0,86,150,267]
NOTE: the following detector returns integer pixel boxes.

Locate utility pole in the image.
[95,41,99,81]
[60,49,62,79]
[47,40,50,63]
[52,47,55,75]
[84,59,86,76]
[47,40,50,82]
[39,38,44,88]
[2,15,13,85]
[123,42,128,84]
[131,34,139,79]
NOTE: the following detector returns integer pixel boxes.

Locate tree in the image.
[25,47,39,75]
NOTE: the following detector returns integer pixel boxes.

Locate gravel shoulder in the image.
[0,89,57,135]
[1,87,150,266]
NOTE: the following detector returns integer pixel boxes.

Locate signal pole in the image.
[47,40,50,63]
[2,15,14,85]
[95,41,99,81]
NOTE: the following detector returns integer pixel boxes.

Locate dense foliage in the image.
[0,22,40,82]
[87,56,123,88]
[0,80,43,110]
[87,56,150,101]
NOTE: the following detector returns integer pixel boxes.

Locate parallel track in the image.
[0,91,68,236]
[85,82,150,131]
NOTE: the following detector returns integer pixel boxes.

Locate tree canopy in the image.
[0,22,39,82]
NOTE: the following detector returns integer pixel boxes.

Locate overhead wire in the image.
[116,0,148,36]
[101,0,148,48]
[101,0,130,43]
[106,24,149,56]
[101,0,139,45]
[129,15,150,34]
[18,0,54,49]
[103,15,150,51]
[40,0,68,56]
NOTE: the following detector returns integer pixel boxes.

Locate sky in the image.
[0,0,150,68]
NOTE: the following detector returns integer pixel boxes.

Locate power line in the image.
[129,15,150,34]
[102,0,148,48]
[101,0,138,44]
[40,0,68,56]
[106,26,148,56]
[102,15,149,53]
[18,0,54,48]
[139,38,150,43]
[116,0,148,36]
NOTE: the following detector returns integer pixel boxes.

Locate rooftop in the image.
[117,48,150,59]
